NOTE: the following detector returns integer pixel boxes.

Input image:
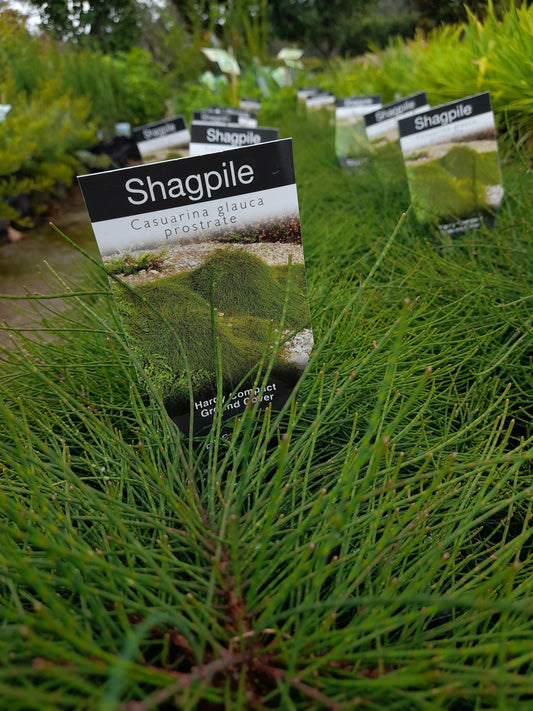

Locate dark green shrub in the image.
[341,12,420,55]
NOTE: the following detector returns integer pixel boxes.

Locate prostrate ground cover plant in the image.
[1,90,532,709]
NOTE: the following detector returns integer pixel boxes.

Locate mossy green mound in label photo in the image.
[439,145,501,184]
[112,247,310,414]
[406,145,500,224]
[188,247,310,327]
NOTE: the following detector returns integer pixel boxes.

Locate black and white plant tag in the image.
[297,87,321,103]
[78,139,313,434]
[305,91,335,111]
[132,116,190,158]
[189,122,278,156]
[192,107,258,127]
[398,92,503,236]
[364,91,429,169]
[239,97,262,113]
[335,95,382,170]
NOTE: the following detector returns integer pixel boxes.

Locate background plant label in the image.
[364,91,429,171]
[305,91,336,111]
[132,115,190,157]
[398,92,503,236]
[193,109,243,125]
[78,139,313,434]
[335,95,382,169]
[297,87,321,102]
[193,107,258,127]
[239,98,262,113]
[189,122,278,156]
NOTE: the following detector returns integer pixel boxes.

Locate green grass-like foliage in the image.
[1,88,532,710]
[112,247,310,413]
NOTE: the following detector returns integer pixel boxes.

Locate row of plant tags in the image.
[128,87,503,239]
[78,89,503,434]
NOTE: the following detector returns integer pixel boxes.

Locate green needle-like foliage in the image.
[1,98,532,710]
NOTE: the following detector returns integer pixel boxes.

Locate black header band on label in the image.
[364,91,427,127]
[398,92,492,137]
[78,138,295,223]
[190,122,278,145]
[132,115,187,143]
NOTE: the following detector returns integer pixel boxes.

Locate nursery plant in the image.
[1,90,532,709]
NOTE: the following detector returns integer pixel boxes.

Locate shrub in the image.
[340,12,420,55]
[318,4,533,151]
[0,78,95,225]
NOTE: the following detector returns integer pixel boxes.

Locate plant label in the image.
[305,91,336,111]
[364,91,429,169]
[78,139,313,434]
[193,107,258,128]
[239,98,262,113]
[335,95,382,170]
[297,87,321,103]
[398,92,503,236]
[132,116,190,157]
[189,122,279,156]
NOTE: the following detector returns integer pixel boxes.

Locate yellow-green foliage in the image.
[0,10,170,223]
[0,13,169,133]
[321,2,533,148]
[0,77,95,223]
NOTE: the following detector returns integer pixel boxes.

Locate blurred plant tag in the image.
[193,107,257,128]
[335,95,382,170]
[364,91,429,172]
[305,90,335,111]
[132,116,190,157]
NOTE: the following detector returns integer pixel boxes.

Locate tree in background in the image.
[27,0,142,51]
[268,0,374,57]
[170,0,269,63]
[412,0,518,28]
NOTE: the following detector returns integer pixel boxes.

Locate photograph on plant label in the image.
[335,95,381,170]
[398,92,503,236]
